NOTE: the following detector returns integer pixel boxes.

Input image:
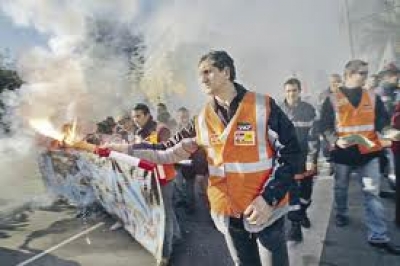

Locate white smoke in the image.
[0,0,350,208]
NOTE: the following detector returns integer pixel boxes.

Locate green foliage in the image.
[0,67,22,93]
[0,51,22,133]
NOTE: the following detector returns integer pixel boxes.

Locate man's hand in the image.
[383,128,400,142]
[243,195,274,225]
[306,162,317,172]
[305,162,318,176]
[336,138,352,149]
[380,139,393,148]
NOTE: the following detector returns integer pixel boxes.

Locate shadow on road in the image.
[0,247,81,266]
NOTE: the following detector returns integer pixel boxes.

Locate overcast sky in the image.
[0,10,47,57]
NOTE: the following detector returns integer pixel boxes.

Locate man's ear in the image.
[223,67,231,80]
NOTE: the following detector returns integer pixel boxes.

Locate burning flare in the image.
[29,118,87,148]
[29,118,67,142]
[29,118,155,170]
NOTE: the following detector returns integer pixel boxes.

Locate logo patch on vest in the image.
[234,131,256,146]
[236,122,253,131]
[210,133,223,145]
[336,98,348,107]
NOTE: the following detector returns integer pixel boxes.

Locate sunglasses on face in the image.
[356,71,368,76]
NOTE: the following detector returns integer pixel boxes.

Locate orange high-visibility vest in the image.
[146,126,176,183]
[330,89,382,154]
[195,92,288,217]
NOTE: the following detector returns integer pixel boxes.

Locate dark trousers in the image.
[288,153,314,221]
[394,152,400,226]
[224,217,289,266]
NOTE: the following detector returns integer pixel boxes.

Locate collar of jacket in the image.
[210,82,248,112]
[137,118,157,139]
[283,98,302,109]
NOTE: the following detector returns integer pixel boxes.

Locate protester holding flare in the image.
[75,50,300,266]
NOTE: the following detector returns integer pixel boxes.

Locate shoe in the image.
[335,215,349,227]
[369,241,400,255]
[157,257,170,266]
[287,222,303,242]
[301,216,311,229]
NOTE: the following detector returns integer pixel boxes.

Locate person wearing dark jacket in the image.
[280,78,319,242]
[376,63,400,116]
[173,107,208,214]
[376,63,400,180]
[131,103,181,266]
[104,50,300,266]
[390,103,400,227]
[320,59,400,255]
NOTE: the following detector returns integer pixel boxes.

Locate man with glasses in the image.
[320,59,400,255]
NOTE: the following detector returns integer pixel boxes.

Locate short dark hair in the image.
[379,63,400,77]
[157,102,167,109]
[284,78,302,91]
[330,73,342,80]
[177,107,189,113]
[199,50,236,81]
[344,59,368,76]
[133,103,150,115]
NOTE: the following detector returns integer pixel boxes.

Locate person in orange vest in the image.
[280,77,319,242]
[131,103,181,266]
[320,59,400,255]
[102,50,300,266]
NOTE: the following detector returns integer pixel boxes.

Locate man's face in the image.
[198,59,230,96]
[285,84,301,105]
[131,110,150,128]
[348,66,368,86]
[176,110,190,127]
[157,105,167,116]
[329,76,342,92]
[383,73,399,85]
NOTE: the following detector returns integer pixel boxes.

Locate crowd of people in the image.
[74,50,400,266]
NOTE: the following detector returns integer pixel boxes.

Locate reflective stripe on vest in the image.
[198,93,273,177]
[329,89,382,154]
[156,165,166,180]
[292,121,314,128]
[336,124,374,133]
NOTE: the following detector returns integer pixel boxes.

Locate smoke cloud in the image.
[0,0,350,208]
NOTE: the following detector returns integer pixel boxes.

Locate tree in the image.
[0,51,22,133]
[352,0,400,70]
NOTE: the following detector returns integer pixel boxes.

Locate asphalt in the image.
[1,164,399,266]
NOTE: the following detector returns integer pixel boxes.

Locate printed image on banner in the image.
[38,149,165,262]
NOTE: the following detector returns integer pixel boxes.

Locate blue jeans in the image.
[334,158,389,242]
[223,217,289,266]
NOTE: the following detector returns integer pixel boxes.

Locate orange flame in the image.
[29,118,78,145]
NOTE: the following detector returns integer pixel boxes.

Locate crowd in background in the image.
[77,60,400,265]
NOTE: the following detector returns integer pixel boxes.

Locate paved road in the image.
[0,175,334,266]
[2,163,398,266]
[0,205,155,266]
